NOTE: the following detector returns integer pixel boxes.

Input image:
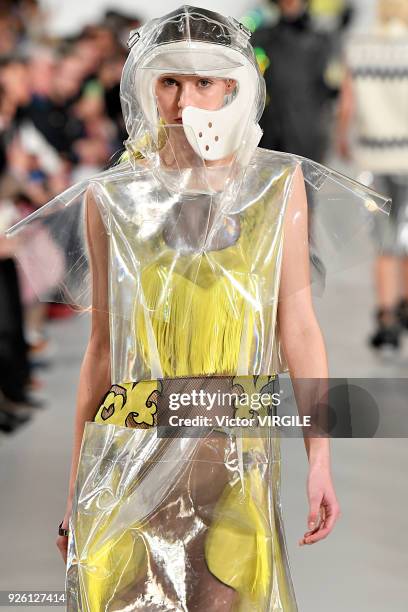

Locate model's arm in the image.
[277,165,341,545]
[278,167,329,458]
[56,187,111,562]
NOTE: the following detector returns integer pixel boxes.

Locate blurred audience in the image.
[0,1,140,433]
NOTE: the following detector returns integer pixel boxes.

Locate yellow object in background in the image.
[309,0,346,17]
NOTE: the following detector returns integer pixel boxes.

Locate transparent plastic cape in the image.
[6,139,391,383]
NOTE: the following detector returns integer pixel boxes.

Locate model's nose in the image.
[178,83,195,110]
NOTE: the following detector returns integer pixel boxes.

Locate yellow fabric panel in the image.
[94,380,160,428]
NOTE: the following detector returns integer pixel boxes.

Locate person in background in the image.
[252,0,336,163]
[0,0,141,435]
[337,0,408,352]
[0,84,32,431]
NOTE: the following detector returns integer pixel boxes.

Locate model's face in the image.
[155,74,236,125]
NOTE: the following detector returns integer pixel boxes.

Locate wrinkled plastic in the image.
[66,382,297,612]
[6,145,390,383]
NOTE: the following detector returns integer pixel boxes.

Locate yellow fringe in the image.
[132,185,277,379]
[135,268,255,377]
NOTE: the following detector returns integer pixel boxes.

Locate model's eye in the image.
[198,79,213,88]
[162,77,178,87]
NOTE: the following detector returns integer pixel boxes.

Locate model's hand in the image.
[299,463,341,546]
[56,500,72,564]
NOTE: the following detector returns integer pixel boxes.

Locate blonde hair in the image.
[118,121,169,164]
[377,0,408,26]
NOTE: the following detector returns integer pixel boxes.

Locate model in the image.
[7,6,390,611]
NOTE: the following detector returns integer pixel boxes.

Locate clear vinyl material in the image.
[6,141,390,383]
[97,130,295,382]
[5,6,392,612]
[66,380,298,612]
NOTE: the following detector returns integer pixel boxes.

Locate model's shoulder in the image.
[251,148,301,174]
[89,157,153,190]
[234,149,301,212]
